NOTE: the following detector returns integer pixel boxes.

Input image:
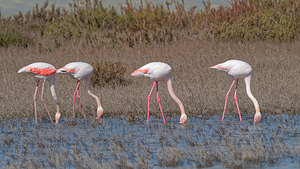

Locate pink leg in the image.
[234,79,242,121]
[73,81,80,119]
[41,80,54,124]
[76,88,86,119]
[156,82,166,123]
[33,80,40,124]
[147,81,156,124]
[222,80,236,122]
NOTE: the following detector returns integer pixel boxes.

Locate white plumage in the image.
[132,62,172,81]
[18,62,60,124]
[56,62,103,122]
[132,62,187,124]
[60,62,94,81]
[210,59,261,122]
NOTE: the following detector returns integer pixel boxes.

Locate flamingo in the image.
[56,62,103,123]
[131,62,187,124]
[210,60,261,122]
[18,62,60,124]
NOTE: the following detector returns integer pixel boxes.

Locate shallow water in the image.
[0,114,299,168]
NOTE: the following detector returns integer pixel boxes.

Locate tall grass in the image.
[0,21,32,47]
[201,0,300,41]
[0,0,299,48]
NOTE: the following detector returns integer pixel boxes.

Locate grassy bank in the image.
[0,40,299,120]
[0,0,299,49]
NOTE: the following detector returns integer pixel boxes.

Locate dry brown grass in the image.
[0,39,300,120]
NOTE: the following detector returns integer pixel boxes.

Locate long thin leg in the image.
[156,82,166,123]
[41,80,54,124]
[73,80,80,119]
[76,88,86,119]
[234,79,242,121]
[222,80,236,122]
[33,80,40,124]
[147,81,156,124]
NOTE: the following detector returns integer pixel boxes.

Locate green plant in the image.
[1,0,299,49]
[201,0,300,41]
[0,24,32,47]
[91,61,131,88]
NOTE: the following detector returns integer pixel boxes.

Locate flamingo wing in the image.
[18,62,56,76]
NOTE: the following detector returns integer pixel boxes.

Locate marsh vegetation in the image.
[0,0,299,168]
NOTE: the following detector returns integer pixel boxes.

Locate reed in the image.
[0,0,298,48]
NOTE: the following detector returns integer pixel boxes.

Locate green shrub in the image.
[42,0,194,46]
[0,24,32,48]
[1,0,299,48]
[91,61,131,88]
[202,0,300,41]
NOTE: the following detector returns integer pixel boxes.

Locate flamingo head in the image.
[56,67,76,74]
[254,112,262,122]
[55,112,61,124]
[131,69,149,77]
[96,106,104,120]
[209,64,228,72]
[179,114,187,123]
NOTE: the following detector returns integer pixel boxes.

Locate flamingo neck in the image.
[244,75,260,113]
[85,75,92,91]
[166,79,185,116]
[50,77,60,120]
[87,90,102,107]
[86,75,103,118]
[88,89,104,119]
[84,76,101,105]
[85,76,101,107]
[50,77,60,107]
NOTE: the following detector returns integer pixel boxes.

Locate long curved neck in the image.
[87,90,102,107]
[166,78,185,116]
[86,75,102,107]
[50,76,60,112]
[244,75,260,113]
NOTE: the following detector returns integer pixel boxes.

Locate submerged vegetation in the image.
[0,1,299,168]
[0,115,299,168]
[0,0,299,48]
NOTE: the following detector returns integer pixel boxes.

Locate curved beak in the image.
[56,67,75,74]
[96,106,104,120]
[56,68,66,73]
[209,65,227,72]
[131,69,148,77]
[179,114,187,124]
[55,112,61,124]
[209,65,218,69]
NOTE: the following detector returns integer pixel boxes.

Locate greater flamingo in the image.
[56,62,103,122]
[210,60,261,122]
[131,62,187,124]
[18,62,60,124]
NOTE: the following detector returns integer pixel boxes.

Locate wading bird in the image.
[210,60,261,122]
[18,62,60,124]
[131,62,187,124]
[56,62,103,123]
